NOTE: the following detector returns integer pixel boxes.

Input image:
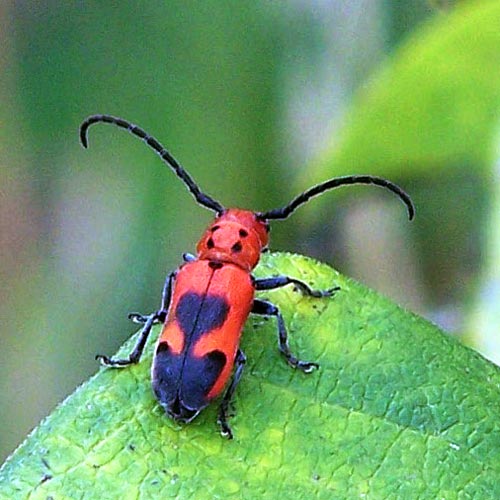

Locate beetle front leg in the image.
[217,349,246,439]
[96,270,176,368]
[251,298,319,373]
[254,275,339,298]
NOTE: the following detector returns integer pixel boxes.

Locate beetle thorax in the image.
[196,209,269,271]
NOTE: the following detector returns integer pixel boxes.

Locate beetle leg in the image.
[252,298,319,373]
[254,275,339,298]
[96,313,158,367]
[182,252,196,262]
[96,271,176,368]
[128,312,156,324]
[156,269,177,322]
[217,349,247,439]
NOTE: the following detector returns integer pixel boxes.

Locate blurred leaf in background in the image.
[304,0,500,356]
[1,0,500,468]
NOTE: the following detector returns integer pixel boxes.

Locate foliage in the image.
[313,0,500,178]
[1,253,499,499]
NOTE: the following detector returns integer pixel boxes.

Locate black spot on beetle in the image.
[160,378,221,423]
[152,346,184,411]
[231,241,242,253]
[206,349,226,367]
[209,261,223,270]
[153,294,230,419]
[207,238,215,249]
[211,225,220,232]
[180,350,227,411]
[239,229,248,237]
[176,293,230,339]
[156,341,170,354]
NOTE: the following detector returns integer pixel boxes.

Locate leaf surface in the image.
[1,252,499,499]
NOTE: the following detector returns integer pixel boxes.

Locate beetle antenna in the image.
[79,114,225,215]
[257,175,414,221]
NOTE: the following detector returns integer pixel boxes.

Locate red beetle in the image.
[80,115,414,438]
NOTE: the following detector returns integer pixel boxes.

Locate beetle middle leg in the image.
[252,298,319,373]
[217,349,247,439]
[96,270,176,367]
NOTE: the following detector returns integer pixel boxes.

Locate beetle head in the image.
[196,209,269,271]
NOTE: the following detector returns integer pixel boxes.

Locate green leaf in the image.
[312,0,500,178]
[1,252,499,499]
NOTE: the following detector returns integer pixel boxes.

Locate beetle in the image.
[80,114,414,438]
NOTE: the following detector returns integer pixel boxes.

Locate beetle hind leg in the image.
[252,298,319,373]
[217,349,247,439]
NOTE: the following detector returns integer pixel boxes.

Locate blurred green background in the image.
[2,0,500,462]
